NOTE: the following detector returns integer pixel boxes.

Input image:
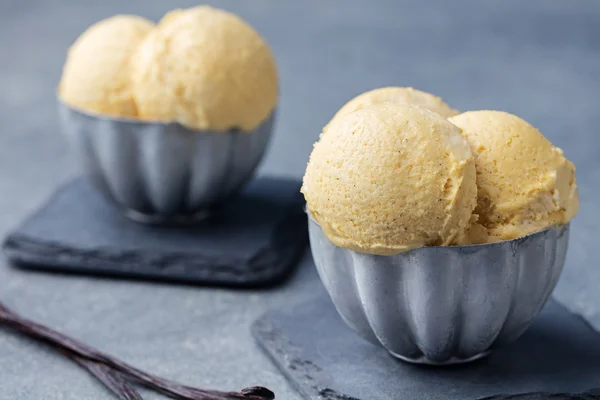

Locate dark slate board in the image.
[252,291,600,400]
[2,177,308,287]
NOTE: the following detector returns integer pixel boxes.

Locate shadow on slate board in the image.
[252,291,600,400]
[2,177,308,288]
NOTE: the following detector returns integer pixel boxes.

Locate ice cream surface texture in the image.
[58,15,155,117]
[132,6,278,132]
[449,110,579,243]
[302,103,477,255]
[324,87,459,132]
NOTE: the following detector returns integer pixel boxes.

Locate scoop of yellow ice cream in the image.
[454,215,489,245]
[131,6,278,132]
[324,87,459,132]
[58,15,154,117]
[449,110,579,243]
[302,103,477,255]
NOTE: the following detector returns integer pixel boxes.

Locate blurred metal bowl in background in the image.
[308,214,569,365]
[59,101,275,223]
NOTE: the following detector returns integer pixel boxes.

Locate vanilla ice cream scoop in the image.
[58,15,154,117]
[324,87,459,132]
[302,103,477,255]
[131,6,278,132]
[449,110,579,243]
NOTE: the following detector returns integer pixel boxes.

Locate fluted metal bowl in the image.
[308,214,569,365]
[59,101,274,223]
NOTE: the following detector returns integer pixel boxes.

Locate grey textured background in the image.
[0,0,599,399]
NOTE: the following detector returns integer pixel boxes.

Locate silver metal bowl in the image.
[308,214,569,365]
[59,101,275,223]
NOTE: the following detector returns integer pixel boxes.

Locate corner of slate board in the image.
[252,293,600,400]
[2,177,309,288]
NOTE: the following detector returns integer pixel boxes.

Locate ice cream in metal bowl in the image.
[57,7,278,222]
[302,100,578,364]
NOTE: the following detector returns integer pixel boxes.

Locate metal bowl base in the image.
[390,350,491,366]
[124,209,212,226]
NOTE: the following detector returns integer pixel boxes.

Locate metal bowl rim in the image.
[57,94,276,133]
[305,207,568,253]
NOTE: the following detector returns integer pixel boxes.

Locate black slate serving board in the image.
[3,177,308,287]
[252,291,600,400]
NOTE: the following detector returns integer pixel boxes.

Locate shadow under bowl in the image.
[58,101,275,224]
[307,214,569,365]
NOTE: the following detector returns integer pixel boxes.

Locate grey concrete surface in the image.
[0,0,599,398]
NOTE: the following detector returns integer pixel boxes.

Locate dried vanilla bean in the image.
[0,301,274,400]
[69,353,143,400]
